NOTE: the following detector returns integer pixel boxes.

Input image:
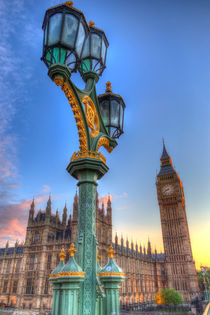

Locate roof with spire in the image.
[157,140,176,177]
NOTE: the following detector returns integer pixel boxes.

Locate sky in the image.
[0,0,209,269]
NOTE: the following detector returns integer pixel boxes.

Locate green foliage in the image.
[197,268,210,291]
[154,288,184,305]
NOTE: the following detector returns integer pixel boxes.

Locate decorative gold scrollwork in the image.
[97,137,113,153]
[82,95,99,138]
[71,150,106,164]
[53,78,88,152]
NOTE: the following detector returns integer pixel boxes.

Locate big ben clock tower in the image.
[156,141,199,301]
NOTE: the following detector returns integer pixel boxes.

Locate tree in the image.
[197,268,210,292]
[154,288,184,305]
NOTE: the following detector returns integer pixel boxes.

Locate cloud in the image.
[99,192,128,207]
[0,0,41,206]
[42,185,51,193]
[0,194,58,247]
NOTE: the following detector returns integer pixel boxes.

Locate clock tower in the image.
[156,141,199,301]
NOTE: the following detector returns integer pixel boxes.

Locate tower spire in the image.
[158,140,175,177]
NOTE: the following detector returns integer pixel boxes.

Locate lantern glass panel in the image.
[91,33,101,59]
[120,102,124,129]
[62,14,78,48]
[44,23,48,45]
[101,39,106,63]
[48,13,62,46]
[111,99,120,127]
[82,36,90,58]
[75,23,85,56]
[100,100,110,127]
[65,51,76,67]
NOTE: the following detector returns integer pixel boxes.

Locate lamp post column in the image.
[67,158,109,315]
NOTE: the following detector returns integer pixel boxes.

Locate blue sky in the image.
[0,0,209,267]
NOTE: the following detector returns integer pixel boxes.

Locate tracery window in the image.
[3,281,8,293]
[44,279,48,294]
[6,261,11,273]
[26,278,34,294]
[47,254,52,270]
[29,255,35,270]
[15,260,21,273]
[13,280,18,293]
[34,232,40,243]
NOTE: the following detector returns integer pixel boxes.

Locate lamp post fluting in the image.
[41,2,125,314]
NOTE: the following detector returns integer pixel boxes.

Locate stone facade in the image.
[0,145,199,310]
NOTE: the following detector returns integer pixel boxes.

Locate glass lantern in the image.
[79,22,109,76]
[42,2,89,72]
[98,82,125,138]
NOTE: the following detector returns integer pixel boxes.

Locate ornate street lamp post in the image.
[41,2,125,315]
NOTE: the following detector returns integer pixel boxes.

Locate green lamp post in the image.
[41,2,125,314]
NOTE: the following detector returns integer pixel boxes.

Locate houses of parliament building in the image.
[0,144,199,310]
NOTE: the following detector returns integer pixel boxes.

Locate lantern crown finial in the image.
[89,21,95,27]
[59,248,66,262]
[106,81,112,93]
[107,245,115,259]
[65,1,73,7]
[69,243,77,257]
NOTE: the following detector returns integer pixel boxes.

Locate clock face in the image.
[162,184,174,196]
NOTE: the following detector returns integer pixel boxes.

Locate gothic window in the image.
[6,261,11,273]
[34,232,40,243]
[47,254,52,270]
[34,255,38,270]
[44,279,48,294]
[3,281,8,293]
[15,260,21,273]
[26,278,34,294]
[29,255,35,270]
[13,280,18,293]
[105,230,108,243]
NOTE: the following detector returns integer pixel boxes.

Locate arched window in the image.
[34,232,40,243]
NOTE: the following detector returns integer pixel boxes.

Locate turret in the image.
[147,239,152,258]
[143,246,146,256]
[28,198,35,223]
[126,238,129,254]
[135,242,138,256]
[131,240,134,254]
[107,195,112,225]
[56,209,60,224]
[140,244,142,256]
[46,195,51,217]
[72,191,78,221]
[115,233,118,247]
[102,203,105,217]
[121,235,124,254]
[62,202,67,225]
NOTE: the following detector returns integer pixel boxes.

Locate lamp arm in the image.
[48,64,117,155]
